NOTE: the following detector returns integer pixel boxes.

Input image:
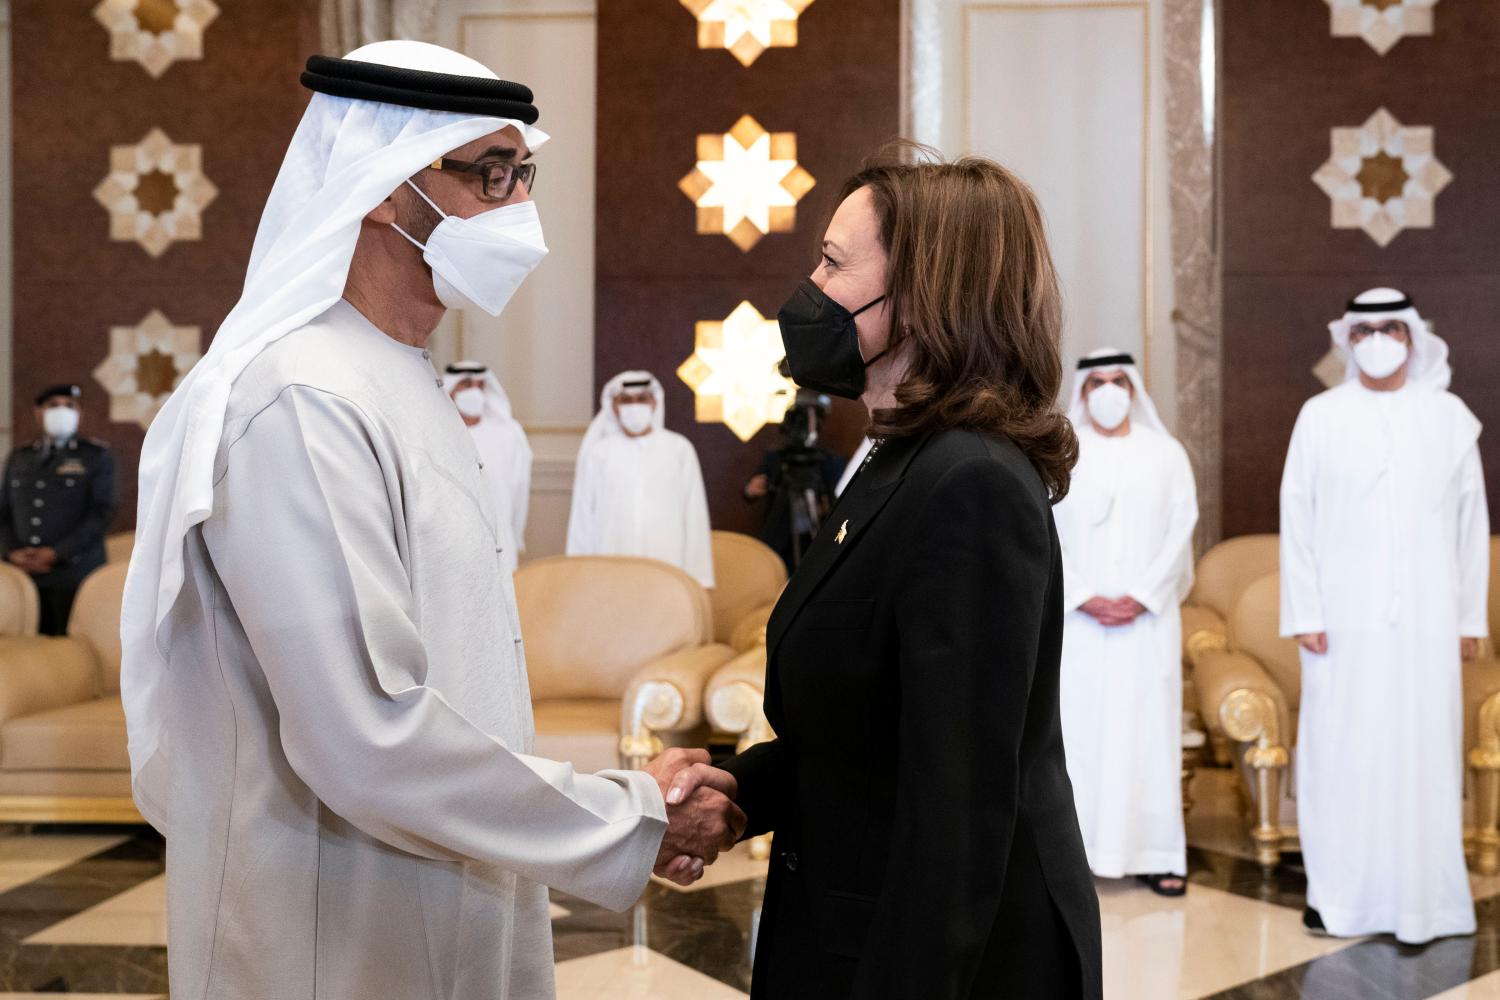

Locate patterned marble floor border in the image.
[1195,866,1500,999]
[8,826,1500,998]
[0,833,165,994]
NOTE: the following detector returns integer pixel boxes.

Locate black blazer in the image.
[723,428,1103,999]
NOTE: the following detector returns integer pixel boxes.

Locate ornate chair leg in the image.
[1219,689,1289,873]
[619,681,684,771]
[1468,694,1500,876]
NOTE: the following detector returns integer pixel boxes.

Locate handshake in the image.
[642,747,747,887]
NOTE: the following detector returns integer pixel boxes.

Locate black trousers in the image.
[36,581,81,636]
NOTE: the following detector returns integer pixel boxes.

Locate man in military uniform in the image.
[0,385,117,634]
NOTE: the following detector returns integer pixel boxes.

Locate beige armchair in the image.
[1180,533,1280,665]
[1180,534,1280,765]
[515,555,737,774]
[105,532,134,565]
[702,532,783,768]
[709,531,786,646]
[704,629,775,859]
[0,563,39,637]
[1193,539,1500,875]
[0,562,139,823]
[1463,538,1500,872]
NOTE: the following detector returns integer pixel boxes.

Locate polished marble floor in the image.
[2,769,1500,997]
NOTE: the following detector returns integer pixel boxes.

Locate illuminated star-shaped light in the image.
[681,0,814,67]
[678,301,798,442]
[1324,0,1435,56]
[1312,107,1451,247]
[679,115,816,253]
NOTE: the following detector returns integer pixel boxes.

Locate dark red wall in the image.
[1219,0,1500,536]
[594,1,903,533]
[10,0,319,529]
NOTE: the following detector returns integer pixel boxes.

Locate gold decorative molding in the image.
[0,795,143,824]
[1164,0,1220,551]
[93,0,220,78]
[1185,628,1228,663]
[1219,686,1288,869]
[678,115,816,252]
[618,680,686,768]
[1471,692,1500,874]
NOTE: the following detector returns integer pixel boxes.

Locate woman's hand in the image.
[642,749,745,886]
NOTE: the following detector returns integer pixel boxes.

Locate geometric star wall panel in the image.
[93,128,219,258]
[1312,347,1347,389]
[93,0,221,78]
[680,0,814,67]
[678,115,816,252]
[1312,107,1452,247]
[92,309,202,429]
[1324,0,1436,56]
[677,301,798,441]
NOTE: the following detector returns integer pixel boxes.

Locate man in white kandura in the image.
[1055,348,1199,897]
[119,41,742,999]
[443,360,531,573]
[566,371,715,588]
[1282,287,1489,943]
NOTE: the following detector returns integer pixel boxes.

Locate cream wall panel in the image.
[910,0,1177,428]
[430,1,595,559]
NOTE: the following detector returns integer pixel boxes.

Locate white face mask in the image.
[453,387,486,419]
[1352,332,1410,380]
[618,402,654,436]
[1085,381,1132,431]
[392,181,548,317]
[43,407,79,440]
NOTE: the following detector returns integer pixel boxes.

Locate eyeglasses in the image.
[428,157,537,201]
[1348,320,1410,341]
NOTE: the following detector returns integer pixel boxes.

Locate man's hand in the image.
[643,749,746,886]
[29,547,57,575]
[6,548,43,574]
[1080,597,1145,627]
[1462,637,1482,662]
[743,474,770,500]
[1297,632,1328,655]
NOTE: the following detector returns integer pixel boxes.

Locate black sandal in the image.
[1136,873,1187,897]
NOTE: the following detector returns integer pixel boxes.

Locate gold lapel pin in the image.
[835,520,849,544]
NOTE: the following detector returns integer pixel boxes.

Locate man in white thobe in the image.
[1055,348,1198,895]
[119,41,741,999]
[1282,287,1488,943]
[443,360,532,573]
[566,371,715,588]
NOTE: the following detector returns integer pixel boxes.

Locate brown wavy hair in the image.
[842,144,1078,501]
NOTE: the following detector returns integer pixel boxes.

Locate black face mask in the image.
[777,278,888,400]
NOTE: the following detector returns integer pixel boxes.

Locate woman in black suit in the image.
[665,150,1102,998]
